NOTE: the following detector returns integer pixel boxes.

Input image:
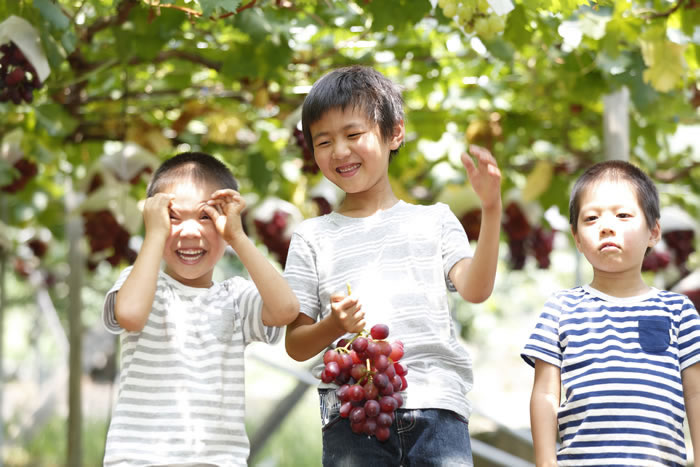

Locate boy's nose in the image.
[332,140,351,158]
[179,219,202,237]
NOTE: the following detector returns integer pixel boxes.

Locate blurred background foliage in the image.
[0,0,698,465]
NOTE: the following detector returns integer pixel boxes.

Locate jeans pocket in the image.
[638,317,670,353]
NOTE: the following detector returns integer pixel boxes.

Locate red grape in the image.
[371,324,389,340]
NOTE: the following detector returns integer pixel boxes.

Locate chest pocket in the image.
[638,317,671,353]
[204,284,236,343]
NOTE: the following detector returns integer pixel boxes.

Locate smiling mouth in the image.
[176,249,206,262]
[337,163,360,174]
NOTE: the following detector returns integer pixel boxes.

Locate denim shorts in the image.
[319,389,473,467]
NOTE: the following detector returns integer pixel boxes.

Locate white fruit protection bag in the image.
[0,15,51,83]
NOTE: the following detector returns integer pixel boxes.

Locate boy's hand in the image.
[142,193,175,241]
[461,144,502,210]
[329,292,365,334]
[205,189,246,245]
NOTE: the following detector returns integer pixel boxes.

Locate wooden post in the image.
[66,184,84,467]
[603,87,630,162]
[0,198,6,467]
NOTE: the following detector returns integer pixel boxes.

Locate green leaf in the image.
[33,0,69,30]
[60,29,76,54]
[503,4,533,47]
[34,103,78,137]
[199,0,242,18]
[362,0,432,31]
[640,37,686,93]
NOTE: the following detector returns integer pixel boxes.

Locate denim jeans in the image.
[320,390,473,467]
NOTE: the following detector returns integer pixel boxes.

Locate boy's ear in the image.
[648,220,661,248]
[388,120,405,150]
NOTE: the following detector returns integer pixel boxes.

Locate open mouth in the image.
[176,248,206,263]
[336,163,361,175]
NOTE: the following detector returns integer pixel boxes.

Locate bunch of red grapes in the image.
[83,209,137,269]
[292,127,319,175]
[253,209,291,267]
[0,41,43,105]
[1,158,38,193]
[501,201,555,270]
[320,323,407,442]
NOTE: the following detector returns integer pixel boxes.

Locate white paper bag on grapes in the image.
[321,310,408,442]
[0,16,50,83]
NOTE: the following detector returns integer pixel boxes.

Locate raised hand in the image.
[205,189,246,245]
[461,144,502,210]
[329,291,365,334]
[142,193,175,241]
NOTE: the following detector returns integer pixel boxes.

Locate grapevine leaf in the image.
[33,0,69,30]
[362,0,432,31]
[199,0,242,18]
[522,160,553,202]
[640,37,686,93]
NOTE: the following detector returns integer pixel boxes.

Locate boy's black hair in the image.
[146,152,238,197]
[569,160,660,233]
[301,65,404,159]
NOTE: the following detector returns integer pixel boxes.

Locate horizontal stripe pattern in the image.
[102,267,281,466]
[283,201,475,419]
[522,285,700,466]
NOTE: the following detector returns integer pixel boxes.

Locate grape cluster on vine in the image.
[292,127,319,175]
[83,209,137,269]
[321,322,407,442]
[0,41,43,105]
[437,0,506,40]
[253,210,292,267]
[1,158,38,193]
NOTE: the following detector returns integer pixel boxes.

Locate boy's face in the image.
[572,179,660,277]
[309,106,403,195]
[161,179,227,287]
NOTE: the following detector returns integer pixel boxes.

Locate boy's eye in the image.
[348,132,361,138]
[617,213,631,218]
[315,140,329,147]
[583,215,597,222]
[201,214,211,220]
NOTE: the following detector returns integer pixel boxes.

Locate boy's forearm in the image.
[530,392,559,467]
[228,234,299,326]
[456,202,502,303]
[286,315,347,361]
[115,234,164,332]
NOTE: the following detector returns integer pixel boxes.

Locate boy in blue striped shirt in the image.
[522,160,700,466]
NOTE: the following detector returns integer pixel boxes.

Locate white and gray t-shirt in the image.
[284,200,475,420]
[102,267,281,466]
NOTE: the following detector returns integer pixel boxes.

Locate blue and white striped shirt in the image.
[522,285,700,466]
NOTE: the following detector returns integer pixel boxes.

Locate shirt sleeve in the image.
[234,276,282,345]
[283,229,322,321]
[439,203,473,292]
[678,295,700,371]
[102,266,134,334]
[521,294,564,369]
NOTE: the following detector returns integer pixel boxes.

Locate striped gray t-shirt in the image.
[284,200,475,420]
[522,285,700,466]
[102,266,281,466]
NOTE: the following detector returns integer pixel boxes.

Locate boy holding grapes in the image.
[101,152,299,466]
[284,65,502,466]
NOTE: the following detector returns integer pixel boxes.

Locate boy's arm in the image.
[449,145,502,303]
[207,189,299,327]
[682,363,700,466]
[114,193,173,332]
[285,294,364,361]
[530,359,560,467]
